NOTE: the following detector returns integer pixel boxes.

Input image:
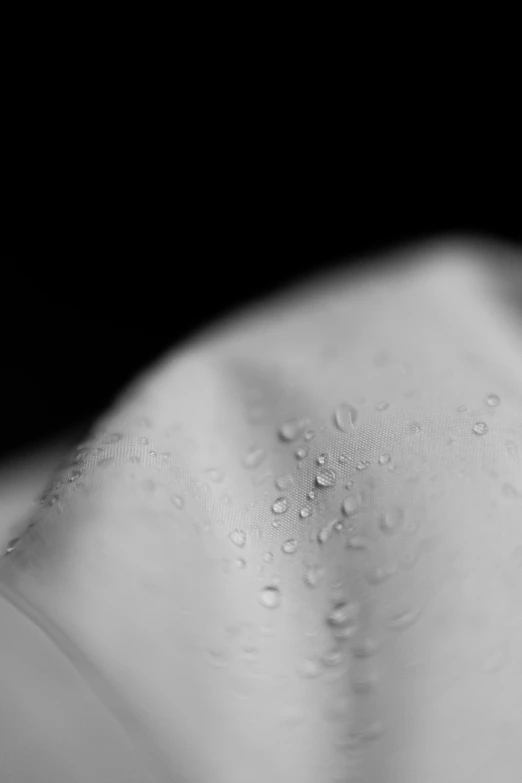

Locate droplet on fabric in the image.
[342,494,361,516]
[299,506,312,519]
[295,446,309,460]
[272,496,290,514]
[377,454,391,465]
[275,473,294,490]
[472,421,488,436]
[282,538,298,554]
[380,507,404,534]
[316,468,336,487]
[486,393,500,407]
[278,419,307,442]
[259,585,281,608]
[304,564,324,588]
[229,529,246,547]
[334,403,358,431]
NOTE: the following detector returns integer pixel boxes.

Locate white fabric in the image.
[1,246,522,782]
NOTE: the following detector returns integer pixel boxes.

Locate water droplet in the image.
[342,494,361,516]
[5,537,20,554]
[303,429,316,441]
[355,460,370,471]
[486,393,501,407]
[307,490,316,501]
[327,601,360,635]
[378,454,391,465]
[282,538,298,554]
[243,447,266,469]
[278,419,306,442]
[299,506,312,519]
[229,529,246,547]
[386,608,421,630]
[334,403,358,431]
[236,558,246,569]
[316,453,328,466]
[316,468,336,487]
[317,526,331,544]
[380,507,404,534]
[298,657,322,678]
[322,648,343,667]
[502,483,519,498]
[272,496,290,514]
[375,400,389,411]
[473,421,489,436]
[263,551,273,563]
[351,638,380,658]
[275,473,294,490]
[334,520,344,532]
[346,535,369,550]
[170,493,185,508]
[259,585,281,608]
[304,564,324,587]
[295,446,309,460]
[137,437,149,445]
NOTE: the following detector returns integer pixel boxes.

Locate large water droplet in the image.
[486,393,500,407]
[242,447,266,469]
[342,494,361,516]
[473,421,488,436]
[316,468,336,487]
[275,473,294,490]
[282,538,298,554]
[380,507,404,534]
[272,496,290,514]
[304,564,324,588]
[229,529,246,547]
[259,585,281,608]
[334,403,358,431]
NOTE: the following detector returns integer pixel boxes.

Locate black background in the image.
[1,120,519,460]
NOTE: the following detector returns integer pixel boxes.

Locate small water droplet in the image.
[375,400,389,411]
[5,537,20,554]
[386,608,421,630]
[275,473,294,490]
[327,601,360,634]
[259,585,281,608]
[272,496,290,514]
[355,460,370,471]
[346,535,369,550]
[486,393,501,407]
[307,489,316,500]
[229,529,246,547]
[278,419,307,442]
[282,538,298,554]
[322,648,343,667]
[304,564,324,587]
[338,454,347,464]
[502,483,519,498]
[263,551,273,562]
[334,520,344,532]
[243,447,266,469]
[342,494,361,516]
[378,454,391,465]
[473,421,489,436]
[299,506,312,519]
[137,437,149,445]
[380,507,404,534]
[316,453,328,466]
[170,493,185,508]
[317,526,331,544]
[351,638,380,658]
[316,468,336,487]
[334,403,358,431]
[303,429,316,441]
[295,446,309,460]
